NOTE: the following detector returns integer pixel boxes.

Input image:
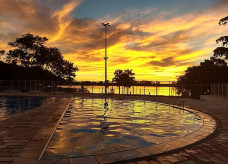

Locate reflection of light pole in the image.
[102,22,110,94]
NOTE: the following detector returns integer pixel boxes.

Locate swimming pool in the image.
[42,98,202,159]
[0,96,56,121]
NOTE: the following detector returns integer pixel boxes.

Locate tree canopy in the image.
[0,61,63,81]
[177,57,228,85]
[112,69,135,88]
[213,16,228,59]
[177,17,228,95]
[3,33,78,81]
[176,57,228,94]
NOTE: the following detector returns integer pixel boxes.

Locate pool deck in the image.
[0,92,227,164]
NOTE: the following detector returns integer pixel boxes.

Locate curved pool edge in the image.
[92,108,217,163]
[39,100,217,164]
[93,106,217,163]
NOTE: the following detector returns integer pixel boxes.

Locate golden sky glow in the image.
[0,0,227,81]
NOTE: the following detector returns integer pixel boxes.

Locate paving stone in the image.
[185,149,213,163]
[178,161,197,164]
[137,160,149,164]
[70,156,98,164]
[95,152,122,163]
[212,153,228,162]
[0,152,16,157]
[137,147,155,156]
[12,159,41,164]
[156,156,171,164]
[147,160,160,164]
[0,157,15,162]
[0,162,12,164]
[164,155,180,163]
[118,150,144,161]
[171,153,188,161]
[53,159,70,164]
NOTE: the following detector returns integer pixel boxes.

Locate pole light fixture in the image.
[102,22,110,94]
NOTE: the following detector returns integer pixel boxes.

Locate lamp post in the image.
[102,22,110,94]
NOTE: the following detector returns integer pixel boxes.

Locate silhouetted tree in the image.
[177,57,228,93]
[0,50,5,61]
[113,69,135,88]
[6,33,78,81]
[176,16,228,95]
[0,61,63,81]
[214,16,228,59]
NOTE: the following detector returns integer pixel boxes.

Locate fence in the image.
[202,83,227,96]
[1,80,226,97]
[0,80,182,96]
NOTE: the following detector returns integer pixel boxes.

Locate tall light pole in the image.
[102,22,110,94]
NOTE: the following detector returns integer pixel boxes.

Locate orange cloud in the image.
[0,0,227,81]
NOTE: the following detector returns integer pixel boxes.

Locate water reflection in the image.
[100,99,110,135]
[42,98,202,159]
[0,96,55,121]
[83,86,181,96]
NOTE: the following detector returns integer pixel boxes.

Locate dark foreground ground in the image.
[0,92,227,164]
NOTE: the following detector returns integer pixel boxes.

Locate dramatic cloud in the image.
[148,57,176,67]
[0,0,227,81]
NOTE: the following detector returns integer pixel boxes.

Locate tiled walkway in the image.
[0,94,227,164]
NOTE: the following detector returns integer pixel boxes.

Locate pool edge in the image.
[38,98,73,160]
[38,99,217,164]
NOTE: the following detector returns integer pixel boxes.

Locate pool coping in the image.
[38,99,73,160]
[39,99,217,164]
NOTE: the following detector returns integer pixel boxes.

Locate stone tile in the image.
[12,159,41,164]
[118,150,144,161]
[0,157,15,162]
[178,161,197,164]
[137,147,155,157]
[171,153,188,162]
[70,156,98,164]
[45,159,70,164]
[147,160,160,164]
[137,160,149,164]
[95,152,122,163]
[164,155,180,163]
[156,156,171,164]
[0,152,17,157]
[212,153,228,162]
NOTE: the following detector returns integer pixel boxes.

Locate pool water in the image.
[42,98,202,159]
[0,96,56,121]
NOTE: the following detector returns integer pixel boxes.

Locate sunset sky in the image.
[0,0,227,81]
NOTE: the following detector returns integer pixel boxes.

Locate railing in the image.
[0,80,227,97]
[0,80,184,97]
[191,83,227,96]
